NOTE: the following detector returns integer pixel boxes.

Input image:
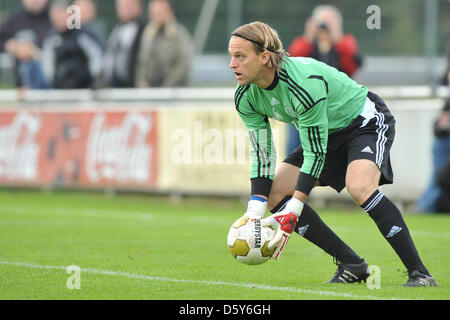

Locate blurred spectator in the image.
[101,0,146,88]
[415,66,450,213]
[73,0,107,47]
[441,42,450,87]
[288,5,362,77]
[41,0,103,89]
[286,5,363,154]
[436,154,450,213]
[0,0,52,89]
[135,0,193,87]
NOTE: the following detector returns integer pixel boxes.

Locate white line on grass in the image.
[0,260,409,300]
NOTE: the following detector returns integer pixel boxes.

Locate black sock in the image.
[362,190,429,275]
[271,197,363,264]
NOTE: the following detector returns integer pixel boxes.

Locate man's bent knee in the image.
[346,181,378,205]
[346,159,381,205]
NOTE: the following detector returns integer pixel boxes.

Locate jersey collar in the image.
[264,71,279,91]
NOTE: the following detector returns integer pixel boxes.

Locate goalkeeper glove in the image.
[261,197,304,260]
[243,195,268,219]
[231,196,267,229]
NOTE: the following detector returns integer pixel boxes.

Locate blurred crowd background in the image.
[0,0,449,89]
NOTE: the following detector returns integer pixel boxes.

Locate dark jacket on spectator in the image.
[0,6,52,86]
[42,29,103,89]
[101,16,146,88]
[0,6,52,51]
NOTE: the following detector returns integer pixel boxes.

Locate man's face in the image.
[228,36,265,86]
[74,0,96,24]
[22,0,48,14]
[314,9,341,42]
[50,7,69,31]
[116,0,141,22]
[149,0,173,27]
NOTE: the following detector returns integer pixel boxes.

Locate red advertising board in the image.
[0,109,158,188]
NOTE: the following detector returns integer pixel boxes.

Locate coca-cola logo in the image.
[0,111,41,180]
[86,112,153,183]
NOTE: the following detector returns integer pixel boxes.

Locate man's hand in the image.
[303,18,317,43]
[231,196,267,229]
[15,42,37,61]
[5,40,38,61]
[261,198,304,260]
[243,195,268,219]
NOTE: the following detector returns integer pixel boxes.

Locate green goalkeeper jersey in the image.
[234,56,368,194]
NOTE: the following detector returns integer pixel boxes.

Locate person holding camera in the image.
[288,5,362,77]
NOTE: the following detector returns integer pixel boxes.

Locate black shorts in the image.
[284,91,396,193]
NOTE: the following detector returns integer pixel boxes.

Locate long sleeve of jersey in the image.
[292,76,329,195]
[235,85,276,197]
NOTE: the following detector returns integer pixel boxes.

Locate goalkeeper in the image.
[229,21,437,287]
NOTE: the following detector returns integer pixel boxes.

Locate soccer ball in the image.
[227,216,276,265]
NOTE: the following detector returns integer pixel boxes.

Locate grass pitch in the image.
[0,190,448,300]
